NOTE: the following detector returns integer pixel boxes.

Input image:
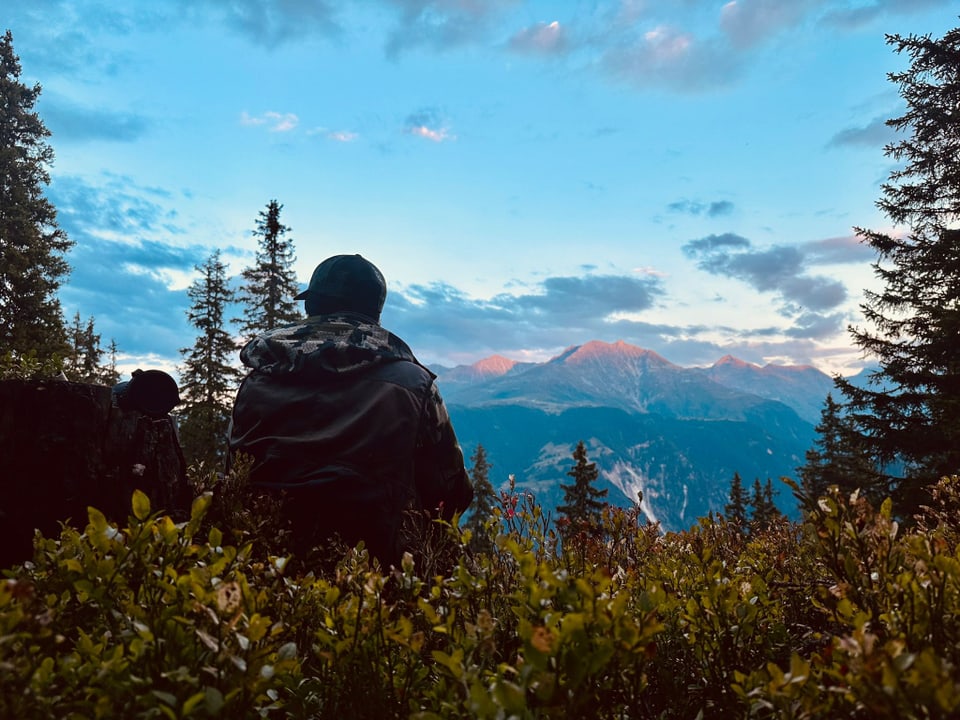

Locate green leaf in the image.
[880,497,893,519]
[132,489,151,521]
[87,506,108,533]
[204,686,224,714]
[185,492,213,538]
[151,690,178,706]
[182,691,205,716]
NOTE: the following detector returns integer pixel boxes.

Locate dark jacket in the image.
[228,313,472,565]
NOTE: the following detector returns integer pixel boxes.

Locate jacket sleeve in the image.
[414,382,473,519]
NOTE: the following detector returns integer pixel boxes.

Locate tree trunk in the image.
[0,378,191,568]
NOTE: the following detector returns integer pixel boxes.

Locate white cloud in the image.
[602,24,738,92]
[404,108,454,142]
[239,111,266,127]
[240,110,299,132]
[633,266,669,278]
[408,124,453,142]
[327,130,358,142]
[306,127,360,142]
[508,20,568,55]
[719,0,819,49]
[644,25,692,59]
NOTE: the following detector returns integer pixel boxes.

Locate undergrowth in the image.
[2,466,959,719]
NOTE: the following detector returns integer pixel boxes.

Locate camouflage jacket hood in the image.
[239,313,424,377]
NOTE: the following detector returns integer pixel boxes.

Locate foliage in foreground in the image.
[2,471,960,719]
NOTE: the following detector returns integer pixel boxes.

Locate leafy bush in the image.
[0,350,65,381]
[3,473,960,718]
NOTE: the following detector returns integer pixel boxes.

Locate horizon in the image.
[430,337,862,376]
[6,2,956,381]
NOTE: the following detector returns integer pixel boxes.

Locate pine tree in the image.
[835,27,960,510]
[799,393,881,502]
[557,440,608,538]
[464,443,497,550]
[237,200,301,342]
[748,478,781,532]
[102,338,121,386]
[0,30,72,359]
[64,311,104,384]
[724,471,748,526]
[178,250,243,468]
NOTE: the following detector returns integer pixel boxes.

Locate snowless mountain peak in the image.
[713,354,755,369]
[713,355,818,374]
[471,354,517,376]
[555,340,674,366]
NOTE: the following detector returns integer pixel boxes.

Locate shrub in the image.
[2,475,959,718]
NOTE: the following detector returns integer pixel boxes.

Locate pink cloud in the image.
[409,125,454,142]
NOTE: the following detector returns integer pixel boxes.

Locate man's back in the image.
[229,313,472,565]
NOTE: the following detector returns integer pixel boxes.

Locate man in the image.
[228,254,472,567]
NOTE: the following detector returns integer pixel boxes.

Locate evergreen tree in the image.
[557,440,608,538]
[748,478,781,531]
[799,393,881,502]
[178,250,243,468]
[0,30,72,358]
[835,27,960,510]
[102,338,121,386]
[464,443,497,550]
[724,471,748,526]
[763,479,783,524]
[237,199,300,342]
[64,311,104,384]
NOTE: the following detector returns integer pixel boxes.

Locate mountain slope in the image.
[448,404,813,530]
[696,355,834,424]
[439,341,813,421]
[439,340,826,530]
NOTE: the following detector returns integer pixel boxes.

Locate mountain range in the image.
[434,340,841,531]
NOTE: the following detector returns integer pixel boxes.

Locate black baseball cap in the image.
[295,254,387,320]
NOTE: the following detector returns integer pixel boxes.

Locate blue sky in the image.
[6,1,957,379]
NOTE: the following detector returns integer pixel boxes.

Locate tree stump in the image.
[0,378,191,568]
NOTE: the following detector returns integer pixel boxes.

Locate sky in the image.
[6,1,958,381]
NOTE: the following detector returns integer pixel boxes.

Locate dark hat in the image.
[295,254,387,320]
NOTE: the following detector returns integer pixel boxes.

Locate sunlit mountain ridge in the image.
[436,340,834,530]
[435,339,834,425]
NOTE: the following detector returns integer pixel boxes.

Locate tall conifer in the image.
[64,311,105,384]
[799,393,881,502]
[0,30,71,358]
[557,440,608,538]
[748,478,781,532]
[464,443,497,548]
[237,200,300,342]
[835,27,960,508]
[724,471,748,526]
[102,338,120,386]
[178,250,242,467]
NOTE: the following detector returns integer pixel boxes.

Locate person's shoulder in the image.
[373,359,435,397]
[249,319,317,344]
[352,322,423,366]
[239,319,322,370]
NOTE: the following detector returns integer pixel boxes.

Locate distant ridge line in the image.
[448,340,814,375]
